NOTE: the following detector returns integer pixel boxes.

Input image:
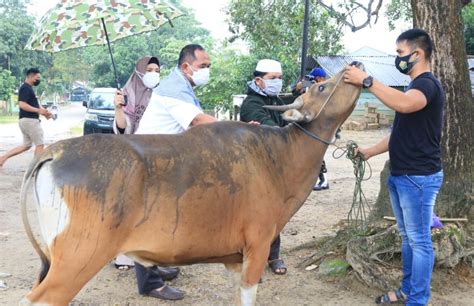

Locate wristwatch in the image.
[362,76,374,89]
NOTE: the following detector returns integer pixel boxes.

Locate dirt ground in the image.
[1,128,473,305]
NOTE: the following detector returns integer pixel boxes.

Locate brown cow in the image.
[20,64,363,305]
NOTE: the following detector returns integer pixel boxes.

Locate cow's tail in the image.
[20,152,54,284]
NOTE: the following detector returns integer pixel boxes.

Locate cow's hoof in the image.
[19,297,48,306]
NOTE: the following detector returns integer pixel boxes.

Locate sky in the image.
[27,0,408,55]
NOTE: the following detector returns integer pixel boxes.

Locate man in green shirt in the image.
[240,59,287,275]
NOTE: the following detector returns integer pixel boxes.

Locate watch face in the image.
[364,77,373,88]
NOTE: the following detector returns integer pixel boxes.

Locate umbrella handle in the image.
[100,18,126,106]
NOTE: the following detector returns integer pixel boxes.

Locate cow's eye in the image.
[318,85,325,92]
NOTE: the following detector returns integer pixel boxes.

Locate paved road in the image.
[0,102,86,148]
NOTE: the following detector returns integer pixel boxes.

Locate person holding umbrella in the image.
[113,56,161,134]
[112,55,185,301]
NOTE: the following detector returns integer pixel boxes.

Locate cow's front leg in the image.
[239,239,272,306]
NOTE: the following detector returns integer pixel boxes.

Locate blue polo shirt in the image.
[154,67,202,109]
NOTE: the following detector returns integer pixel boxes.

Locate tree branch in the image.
[317,0,384,32]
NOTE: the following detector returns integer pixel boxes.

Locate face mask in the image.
[188,65,210,86]
[395,51,418,74]
[142,72,160,89]
[33,80,41,86]
[262,78,283,96]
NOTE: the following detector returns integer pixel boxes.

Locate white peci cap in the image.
[255,59,282,73]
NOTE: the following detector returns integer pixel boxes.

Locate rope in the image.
[333,140,372,235]
[293,122,336,145]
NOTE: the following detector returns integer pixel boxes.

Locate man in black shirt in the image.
[0,68,52,167]
[343,29,444,306]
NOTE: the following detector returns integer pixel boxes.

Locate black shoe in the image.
[147,285,185,300]
[155,266,180,281]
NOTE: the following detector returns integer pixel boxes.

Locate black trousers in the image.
[268,235,281,261]
[135,263,165,295]
[320,160,327,174]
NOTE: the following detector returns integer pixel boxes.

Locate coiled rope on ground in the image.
[333,140,372,235]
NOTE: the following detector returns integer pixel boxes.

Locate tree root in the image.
[298,220,473,290]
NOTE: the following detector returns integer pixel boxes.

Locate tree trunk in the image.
[411,0,474,232]
[369,161,392,221]
[372,0,473,232]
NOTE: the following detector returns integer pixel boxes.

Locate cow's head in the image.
[265,62,363,128]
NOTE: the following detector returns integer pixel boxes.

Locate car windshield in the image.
[89,92,115,110]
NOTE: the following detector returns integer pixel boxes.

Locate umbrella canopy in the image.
[25,0,183,52]
[25,0,184,91]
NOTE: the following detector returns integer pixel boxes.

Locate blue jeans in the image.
[388,171,443,306]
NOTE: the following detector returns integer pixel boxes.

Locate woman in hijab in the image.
[114,56,161,134]
[113,56,185,301]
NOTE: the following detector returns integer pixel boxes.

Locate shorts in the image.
[19,118,44,147]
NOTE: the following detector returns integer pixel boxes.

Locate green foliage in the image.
[0,0,52,82]
[227,0,344,85]
[82,35,151,87]
[462,2,474,54]
[195,46,258,111]
[0,113,18,123]
[385,0,413,31]
[0,67,16,101]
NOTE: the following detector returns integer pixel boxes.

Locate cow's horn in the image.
[263,98,304,111]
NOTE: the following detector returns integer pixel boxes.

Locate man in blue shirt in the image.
[137,44,216,134]
[344,29,444,306]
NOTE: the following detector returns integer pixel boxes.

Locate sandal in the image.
[115,264,132,271]
[375,288,407,304]
[268,259,287,275]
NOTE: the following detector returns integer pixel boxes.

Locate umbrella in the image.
[25,0,183,91]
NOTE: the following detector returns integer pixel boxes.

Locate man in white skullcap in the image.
[239,59,288,275]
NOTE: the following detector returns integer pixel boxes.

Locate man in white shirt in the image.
[130,44,218,301]
[136,44,216,135]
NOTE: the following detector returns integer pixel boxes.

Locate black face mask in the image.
[33,80,41,86]
[395,51,418,75]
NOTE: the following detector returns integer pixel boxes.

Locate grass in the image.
[68,122,84,137]
[0,114,18,124]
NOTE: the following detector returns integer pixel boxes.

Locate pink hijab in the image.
[122,56,159,133]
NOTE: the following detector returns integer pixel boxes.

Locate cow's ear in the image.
[282,109,305,122]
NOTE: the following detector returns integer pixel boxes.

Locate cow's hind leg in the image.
[225,263,243,305]
[25,225,117,305]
